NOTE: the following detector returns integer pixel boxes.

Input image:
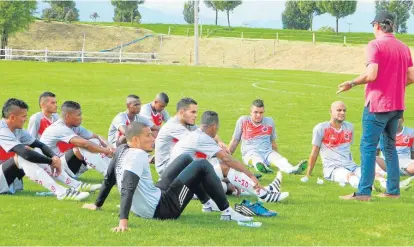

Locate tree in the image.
[65,9,77,23]
[42,8,56,22]
[297,0,325,31]
[317,0,357,33]
[282,0,311,30]
[111,0,144,24]
[204,0,224,25]
[222,0,242,30]
[183,1,195,24]
[376,0,412,33]
[90,12,100,22]
[42,0,79,22]
[0,1,37,59]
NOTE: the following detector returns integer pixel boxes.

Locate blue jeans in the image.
[357,106,403,196]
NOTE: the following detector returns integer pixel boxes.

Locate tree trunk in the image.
[215,9,218,25]
[310,14,313,31]
[131,9,133,24]
[0,29,8,60]
[227,10,230,30]
[336,17,339,34]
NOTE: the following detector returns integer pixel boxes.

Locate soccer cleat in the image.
[266,171,283,192]
[292,160,308,174]
[254,162,273,173]
[220,207,253,222]
[202,200,220,213]
[259,191,289,203]
[400,176,414,190]
[57,188,90,201]
[235,200,277,217]
[254,173,263,180]
[76,183,102,193]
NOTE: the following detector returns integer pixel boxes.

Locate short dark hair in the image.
[176,97,197,112]
[61,101,81,115]
[379,21,394,33]
[125,122,146,141]
[200,111,219,126]
[39,91,56,106]
[127,94,139,100]
[252,99,264,108]
[156,92,169,104]
[2,98,29,118]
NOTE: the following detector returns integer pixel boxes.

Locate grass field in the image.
[77,21,414,46]
[0,61,414,246]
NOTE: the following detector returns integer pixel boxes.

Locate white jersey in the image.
[379,127,414,160]
[312,121,356,176]
[115,146,161,219]
[140,103,170,127]
[232,116,277,158]
[0,119,35,162]
[27,112,59,140]
[169,129,221,166]
[40,119,93,157]
[107,111,153,147]
[154,116,197,174]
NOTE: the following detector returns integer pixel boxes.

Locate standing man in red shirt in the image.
[337,12,414,200]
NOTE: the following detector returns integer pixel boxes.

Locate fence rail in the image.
[0,47,160,63]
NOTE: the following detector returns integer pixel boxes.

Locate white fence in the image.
[0,47,160,63]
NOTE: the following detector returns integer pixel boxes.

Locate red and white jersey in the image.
[140,103,170,127]
[40,119,93,157]
[379,126,414,160]
[312,121,356,169]
[0,119,35,163]
[107,111,153,147]
[28,112,59,140]
[232,116,276,157]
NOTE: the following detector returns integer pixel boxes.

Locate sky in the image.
[36,0,414,34]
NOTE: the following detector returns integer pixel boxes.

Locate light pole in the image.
[194,0,199,66]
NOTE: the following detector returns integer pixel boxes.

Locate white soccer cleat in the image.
[259,191,289,203]
[202,200,221,213]
[58,188,90,201]
[220,207,253,222]
[76,183,102,193]
[400,176,414,190]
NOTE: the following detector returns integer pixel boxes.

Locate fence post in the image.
[10,47,12,60]
[276,32,279,42]
[168,26,171,36]
[273,39,276,55]
[45,47,48,62]
[312,32,315,44]
[119,43,123,63]
[344,36,346,45]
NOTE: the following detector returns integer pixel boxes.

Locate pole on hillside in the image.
[45,47,48,62]
[81,33,86,62]
[168,26,171,36]
[276,32,279,42]
[119,43,123,63]
[344,36,347,45]
[193,0,199,65]
[312,32,315,44]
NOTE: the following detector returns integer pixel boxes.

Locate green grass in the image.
[0,61,414,245]
[77,21,414,46]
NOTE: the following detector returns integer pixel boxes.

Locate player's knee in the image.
[73,147,84,160]
[177,153,194,165]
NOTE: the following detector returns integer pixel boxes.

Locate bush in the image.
[318,26,335,33]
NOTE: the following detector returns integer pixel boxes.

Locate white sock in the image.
[221,207,232,215]
[203,199,215,208]
[79,148,110,176]
[227,168,267,197]
[348,175,360,189]
[17,156,67,196]
[36,162,82,188]
[221,181,227,193]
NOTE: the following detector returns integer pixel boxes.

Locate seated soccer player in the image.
[302,101,409,194]
[40,101,113,183]
[228,99,307,174]
[168,111,288,203]
[108,94,157,148]
[376,117,414,176]
[0,98,89,200]
[28,92,59,140]
[82,122,253,232]
[140,92,170,138]
[155,97,228,176]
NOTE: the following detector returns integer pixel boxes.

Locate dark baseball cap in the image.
[371,11,394,24]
